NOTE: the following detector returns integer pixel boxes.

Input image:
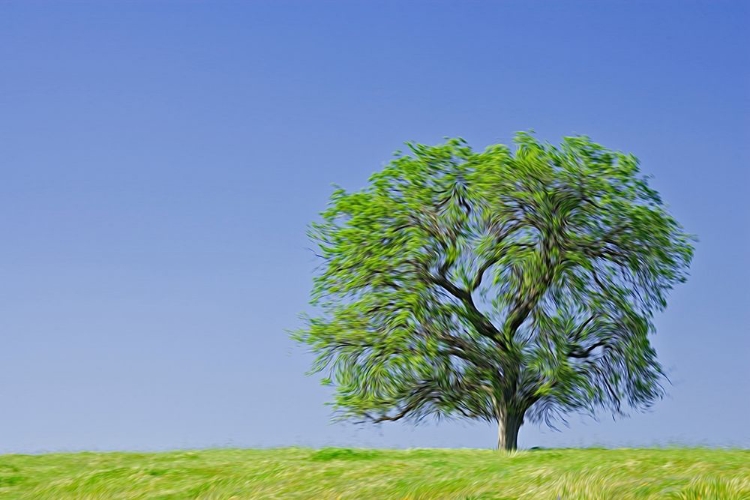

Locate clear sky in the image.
[1,1,748,453]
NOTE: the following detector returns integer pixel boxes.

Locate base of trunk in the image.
[497,413,523,451]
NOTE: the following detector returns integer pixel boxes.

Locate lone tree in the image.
[294,133,694,450]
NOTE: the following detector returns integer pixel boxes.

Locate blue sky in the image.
[1,1,748,453]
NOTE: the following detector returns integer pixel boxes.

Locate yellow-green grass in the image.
[1,447,748,499]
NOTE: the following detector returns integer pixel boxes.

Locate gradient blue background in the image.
[1,1,748,453]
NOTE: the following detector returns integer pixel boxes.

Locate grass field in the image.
[0,447,748,499]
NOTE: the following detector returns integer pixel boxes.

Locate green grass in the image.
[0,447,748,499]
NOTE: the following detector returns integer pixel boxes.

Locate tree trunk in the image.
[497,412,523,451]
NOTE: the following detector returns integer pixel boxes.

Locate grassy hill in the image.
[0,447,748,499]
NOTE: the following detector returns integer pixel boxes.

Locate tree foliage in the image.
[293,132,694,449]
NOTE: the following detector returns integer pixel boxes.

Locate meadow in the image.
[0,447,748,499]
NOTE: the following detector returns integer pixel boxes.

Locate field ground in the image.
[0,447,748,499]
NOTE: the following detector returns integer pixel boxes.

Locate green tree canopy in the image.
[293,132,694,450]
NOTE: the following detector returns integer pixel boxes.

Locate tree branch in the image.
[567,340,608,359]
[369,383,432,423]
[429,272,508,350]
[591,364,621,411]
[471,217,531,291]
[569,314,597,343]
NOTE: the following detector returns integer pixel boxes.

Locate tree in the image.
[293,132,694,450]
